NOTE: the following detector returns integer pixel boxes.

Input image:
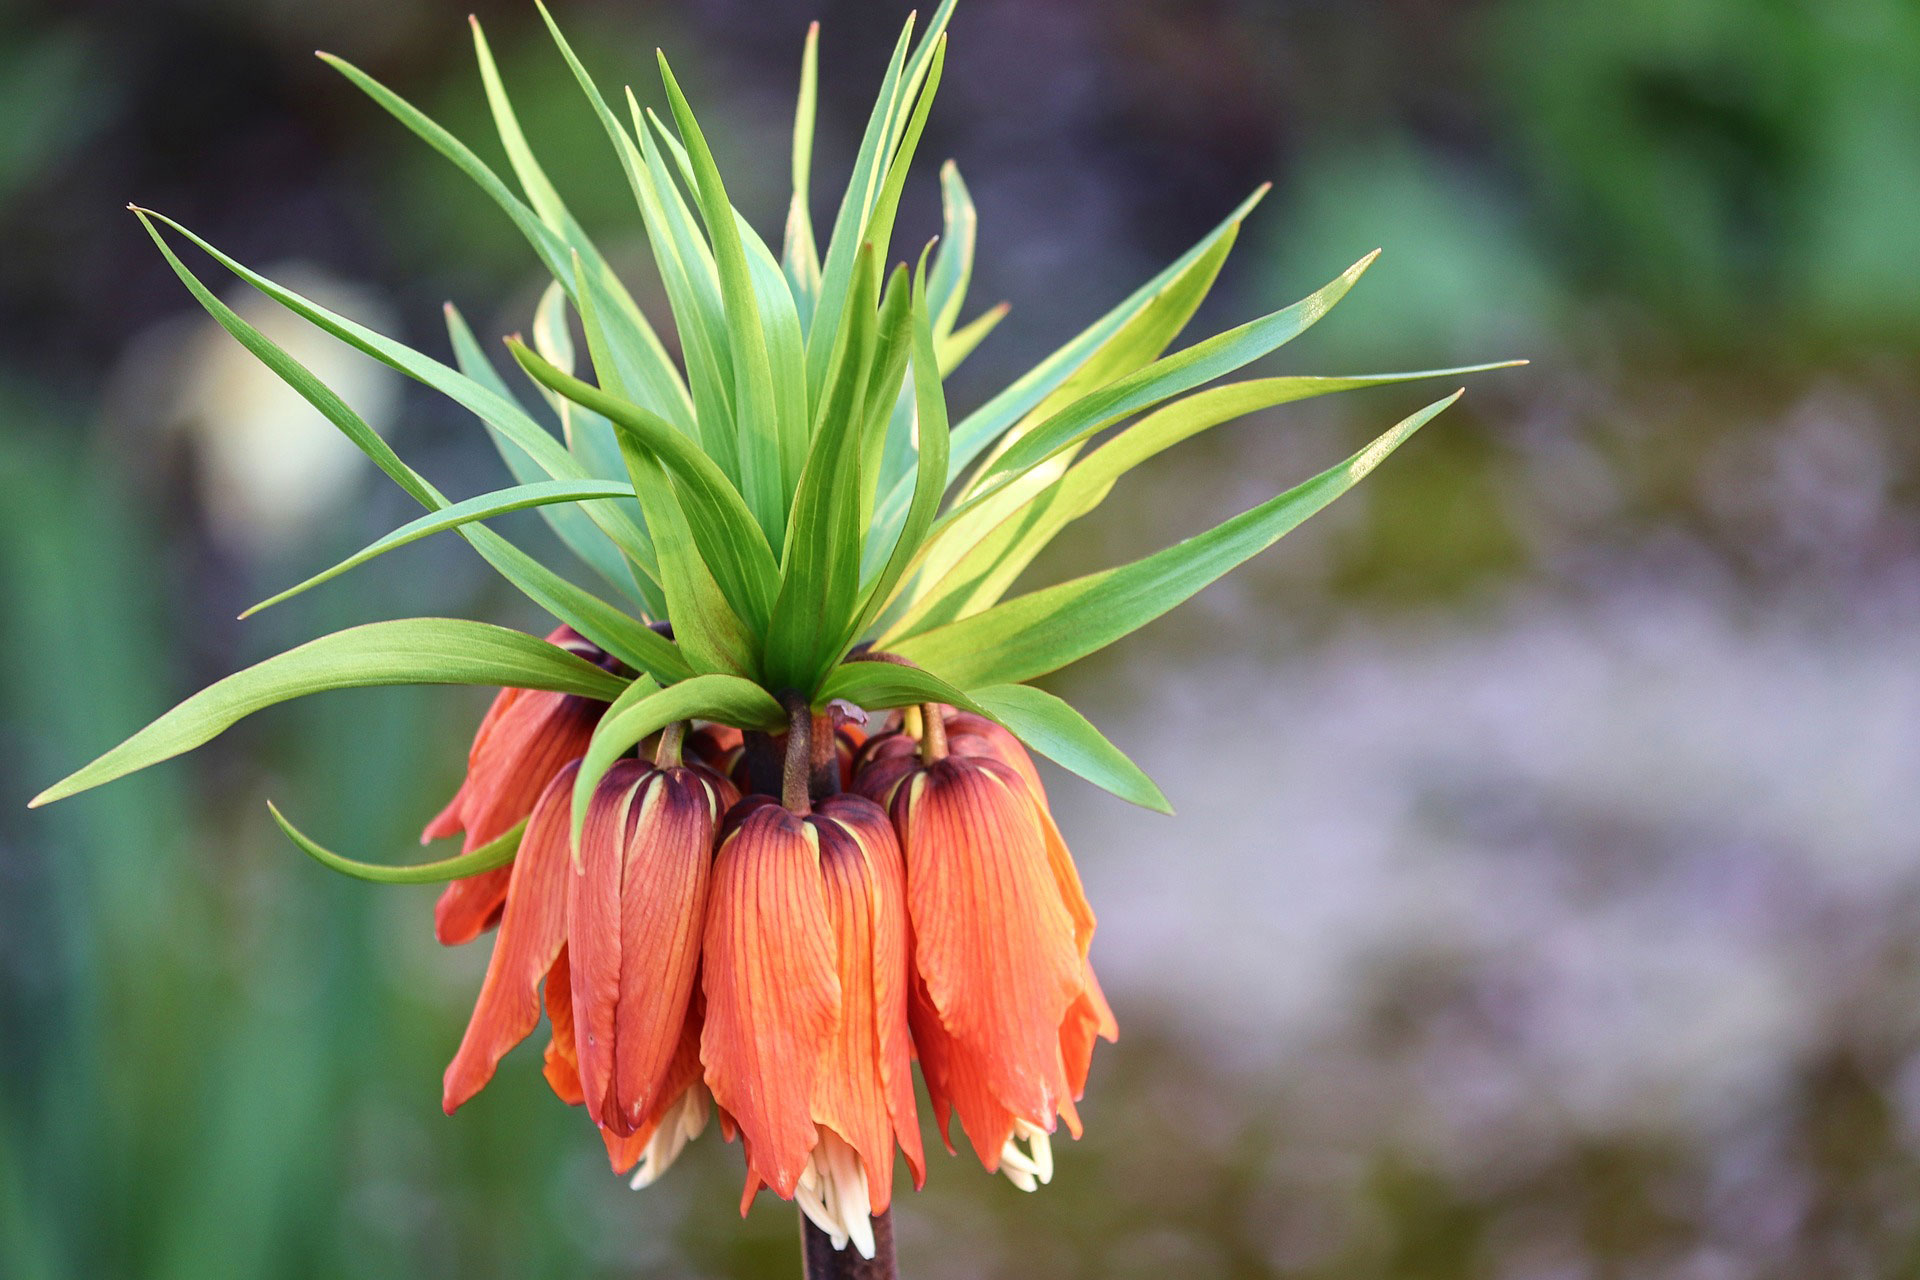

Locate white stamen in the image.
[795,1128,876,1260]
[627,1086,710,1190]
[997,1119,1054,1192]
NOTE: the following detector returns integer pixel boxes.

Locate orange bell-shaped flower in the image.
[701,794,921,1257]
[856,707,1116,1189]
[571,751,736,1182]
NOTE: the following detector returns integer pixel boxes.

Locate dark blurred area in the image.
[4,0,1919,1276]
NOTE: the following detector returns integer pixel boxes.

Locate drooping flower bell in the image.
[854,707,1117,1190]
[701,793,923,1257]
[566,746,739,1182]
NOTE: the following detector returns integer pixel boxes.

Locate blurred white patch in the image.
[113,263,402,557]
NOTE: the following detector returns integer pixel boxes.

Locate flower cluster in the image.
[433,630,1110,1254]
[32,0,1513,1263]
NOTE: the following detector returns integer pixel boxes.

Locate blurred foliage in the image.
[5,0,1920,1276]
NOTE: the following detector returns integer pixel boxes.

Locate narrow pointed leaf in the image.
[137,208,681,678]
[848,258,949,645]
[656,53,786,542]
[469,17,694,428]
[807,0,955,399]
[893,219,1244,617]
[271,805,525,885]
[898,364,1523,635]
[242,479,637,618]
[763,247,883,691]
[936,301,1006,374]
[961,250,1381,506]
[871,184,1270,544]
[927,161,977,345]
[891,391,1464,685]
[965,683,1170,813]
[138,210,657,564]
[33,620,631,808]
[510,339,779,632]
[644,108,810,502]
[783,21,823,321]
[444,302,663,613]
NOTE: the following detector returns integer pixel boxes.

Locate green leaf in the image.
[509,339,779,633]
[896,364,1523,636]
[894,218,1245,619]
[137,209,658,566]
[241,479,637,619]
[817,658,980,714]
[962,250,1381,505]
[783,21,823,323]
[657,52,788,543]
[869,184,1269,552]
[569,673,784,844]
[468,16,693,430]
[891,391,1464,685]
[855,33,947,299]
[935,300,1007,374]
[32,620,631,808]
[966,683,1170,813]
[927,161,978,345]
[628,101,741,474]
[270,804,524,885]
[848,257,950,645]
[762,247,885,692]
[858,264,918,533]
[806,0,955,401]
[937,183,1270,485]
[318,50,571,280]
[135,207,685,681]
[640,109,812,514]
[443,301,661,613]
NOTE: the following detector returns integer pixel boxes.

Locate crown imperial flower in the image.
[33,0,1516,1269]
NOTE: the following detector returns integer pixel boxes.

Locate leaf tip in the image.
[26,789,53,810]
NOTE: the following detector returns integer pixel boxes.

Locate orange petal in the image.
[899,758,1080,1130]
[455,689,601,849]
[543,946,584,1106]
[1059,961,1117,1105]
[420,685,526,844]
[909,968,1021,1168]
[701,804,840,1199]
[433,865,512,946]
[810,797,923,1208]
[442,762,577,1113]
[424,626,614,852]
[608,769,724,1135]
[946,712,1046,807]
[603,1123,650,1175]
[1036,803,1097,958]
